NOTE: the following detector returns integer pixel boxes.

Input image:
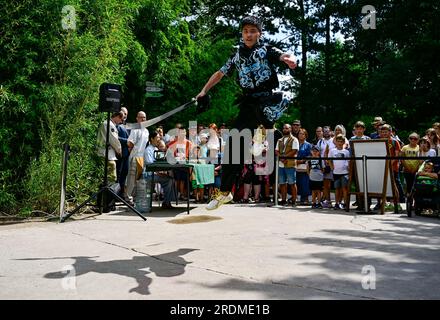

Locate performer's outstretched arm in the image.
[280,53,297,69]
[196,71,225,99]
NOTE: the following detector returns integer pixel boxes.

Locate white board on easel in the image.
[350,139,396,198]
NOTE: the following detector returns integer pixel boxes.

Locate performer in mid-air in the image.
[196,16,297,210]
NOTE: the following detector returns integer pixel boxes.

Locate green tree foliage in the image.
[1,0,150,214]
[300,0,440,133]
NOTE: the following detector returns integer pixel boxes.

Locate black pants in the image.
[403,172,416,194]
[116,156,129,194]
[220,95,274,192]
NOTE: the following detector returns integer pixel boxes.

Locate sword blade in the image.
[125,99,196,130]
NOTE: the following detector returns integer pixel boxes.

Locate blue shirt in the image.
[298,141,312,159]
[117,124,130,158]
[144,143,157,165]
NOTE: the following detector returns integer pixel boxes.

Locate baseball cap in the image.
[371,116,383,125]
[292,120,301,126]
[408,132,420,139]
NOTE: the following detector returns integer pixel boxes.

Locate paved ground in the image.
[1,202,440,300]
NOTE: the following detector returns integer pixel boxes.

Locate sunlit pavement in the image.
[1,202,439,300]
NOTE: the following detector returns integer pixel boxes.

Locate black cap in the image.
[240,16,262,32]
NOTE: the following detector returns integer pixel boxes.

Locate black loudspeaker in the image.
[99,83,122,113]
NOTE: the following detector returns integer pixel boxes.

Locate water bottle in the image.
[135,177,151,213]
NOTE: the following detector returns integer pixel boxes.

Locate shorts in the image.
[310,180,323,191]
[191,180,204,189]
[333,174,349,188]
[323,171,333,181]
[278,167,296,185]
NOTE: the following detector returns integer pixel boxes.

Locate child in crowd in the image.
[418,161,439,180]
[400,132,420,197]
[329,134,351,210]
[308,145,324,209]
[418,137,436,158]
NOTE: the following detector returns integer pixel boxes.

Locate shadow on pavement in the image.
[16,248,198,296]
[196,217,440,299]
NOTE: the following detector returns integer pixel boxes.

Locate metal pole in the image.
[100,111,111,214]
[104,111,111,187]
[59,144,70,222]
[362,155,368,213]
[274,154,279,206]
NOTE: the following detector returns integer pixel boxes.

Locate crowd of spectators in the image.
[98,110,440,212]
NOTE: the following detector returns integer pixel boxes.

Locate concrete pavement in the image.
[1,202,440,300]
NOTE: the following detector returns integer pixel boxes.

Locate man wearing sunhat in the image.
[292,120,301,138]
[370,116,384,139]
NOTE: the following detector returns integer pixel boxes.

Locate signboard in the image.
[349,139,398,214]
[145,81,164,93]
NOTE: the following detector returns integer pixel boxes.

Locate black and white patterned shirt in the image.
[220,42,283,95]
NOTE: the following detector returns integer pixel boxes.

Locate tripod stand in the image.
[60,111,147,223]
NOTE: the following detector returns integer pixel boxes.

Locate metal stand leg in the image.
[60,111,147,223]
[363,155,369,214]
[187,168,190,214]
[274,155,279,206]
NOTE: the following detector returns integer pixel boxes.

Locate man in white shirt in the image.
[125,111,149,202]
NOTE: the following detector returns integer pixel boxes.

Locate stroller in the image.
[406,173,440,217]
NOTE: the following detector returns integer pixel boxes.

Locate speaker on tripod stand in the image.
[60,83,147,222]
[97,83,122,213]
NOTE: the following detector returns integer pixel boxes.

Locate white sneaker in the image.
[206,192,233,210]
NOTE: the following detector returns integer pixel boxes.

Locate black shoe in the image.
[161,202,173,209]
